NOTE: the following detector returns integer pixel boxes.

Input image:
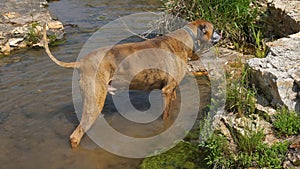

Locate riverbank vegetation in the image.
[141,0,299,168]
[162,0,267,56]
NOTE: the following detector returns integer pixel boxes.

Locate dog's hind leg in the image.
[162,80,177,120]
[69,78,107,148]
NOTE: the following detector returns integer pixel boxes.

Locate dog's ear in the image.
[197,24,207,40]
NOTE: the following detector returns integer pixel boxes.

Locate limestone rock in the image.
[1,42,11,55]
[10,27,28,36]
[214,113,278,151]
[266,0,300,37]
[47,21,64,29]
[255,103,277,123]
[2,12,21,19]
[283,136,300,169]
[247,32,300,112]
[9,38,24,47]
[0,0,64,55]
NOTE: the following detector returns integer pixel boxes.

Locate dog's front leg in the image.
[162,80,177,120]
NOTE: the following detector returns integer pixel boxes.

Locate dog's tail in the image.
[43,24,79,69]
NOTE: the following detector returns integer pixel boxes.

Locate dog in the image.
[43,19,221,148]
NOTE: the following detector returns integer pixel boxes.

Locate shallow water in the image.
[0,0,211,168]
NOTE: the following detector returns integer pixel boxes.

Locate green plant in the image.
[234,129,264,154]
[200,133,234,168]
[251,24,267,58]
[162,0,262,50]
[48,35,66,46]
[273,108,300,137]
[254,141,290,168]
[202,130,289,168]
[226,67,256,116]
[26,22,41,44]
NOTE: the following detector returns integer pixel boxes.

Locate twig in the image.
[119,17,149,40]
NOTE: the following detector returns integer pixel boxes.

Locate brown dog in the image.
[43,19,221,148]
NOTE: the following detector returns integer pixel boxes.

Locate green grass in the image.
[273,108,300,137]
[225,67,256,116]
[234,129,265,154]
[162,0,263,52]
[251,24,267,58]
[201,131,289,168]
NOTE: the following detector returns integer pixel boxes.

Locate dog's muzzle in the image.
[211,31,221,45]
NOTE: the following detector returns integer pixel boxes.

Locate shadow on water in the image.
[0,0,211,168]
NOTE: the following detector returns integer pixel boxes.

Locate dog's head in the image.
[191,20,221,45]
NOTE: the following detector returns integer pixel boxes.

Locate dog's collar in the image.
[182,26,200,52]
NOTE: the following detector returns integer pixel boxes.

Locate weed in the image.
[202,130,289,168]
[251,24,267,58]
[26,22,41,44]
[225,67,256,116]
[200,133,234,168]
[273,107,300,137]
[48,34,66,46]
[255,141,290,168]
[234,129,264,154]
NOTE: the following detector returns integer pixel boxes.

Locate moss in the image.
[140,141,207,169]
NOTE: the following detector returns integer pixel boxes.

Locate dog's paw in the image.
[70,136,79,148]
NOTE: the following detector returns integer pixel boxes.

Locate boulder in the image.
[247,32,300,113]
[265,0,300,37]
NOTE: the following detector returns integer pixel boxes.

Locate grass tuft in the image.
[26,22,41,44]
[225,67,256,116]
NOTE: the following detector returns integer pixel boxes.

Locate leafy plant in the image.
[273,108,300,137]
[200,133,234,168]
[254,141,290,168]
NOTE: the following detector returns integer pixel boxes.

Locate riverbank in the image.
[141,0,300,168]
[0,0,64,56]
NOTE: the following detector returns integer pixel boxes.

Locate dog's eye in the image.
[199,25,207,34]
